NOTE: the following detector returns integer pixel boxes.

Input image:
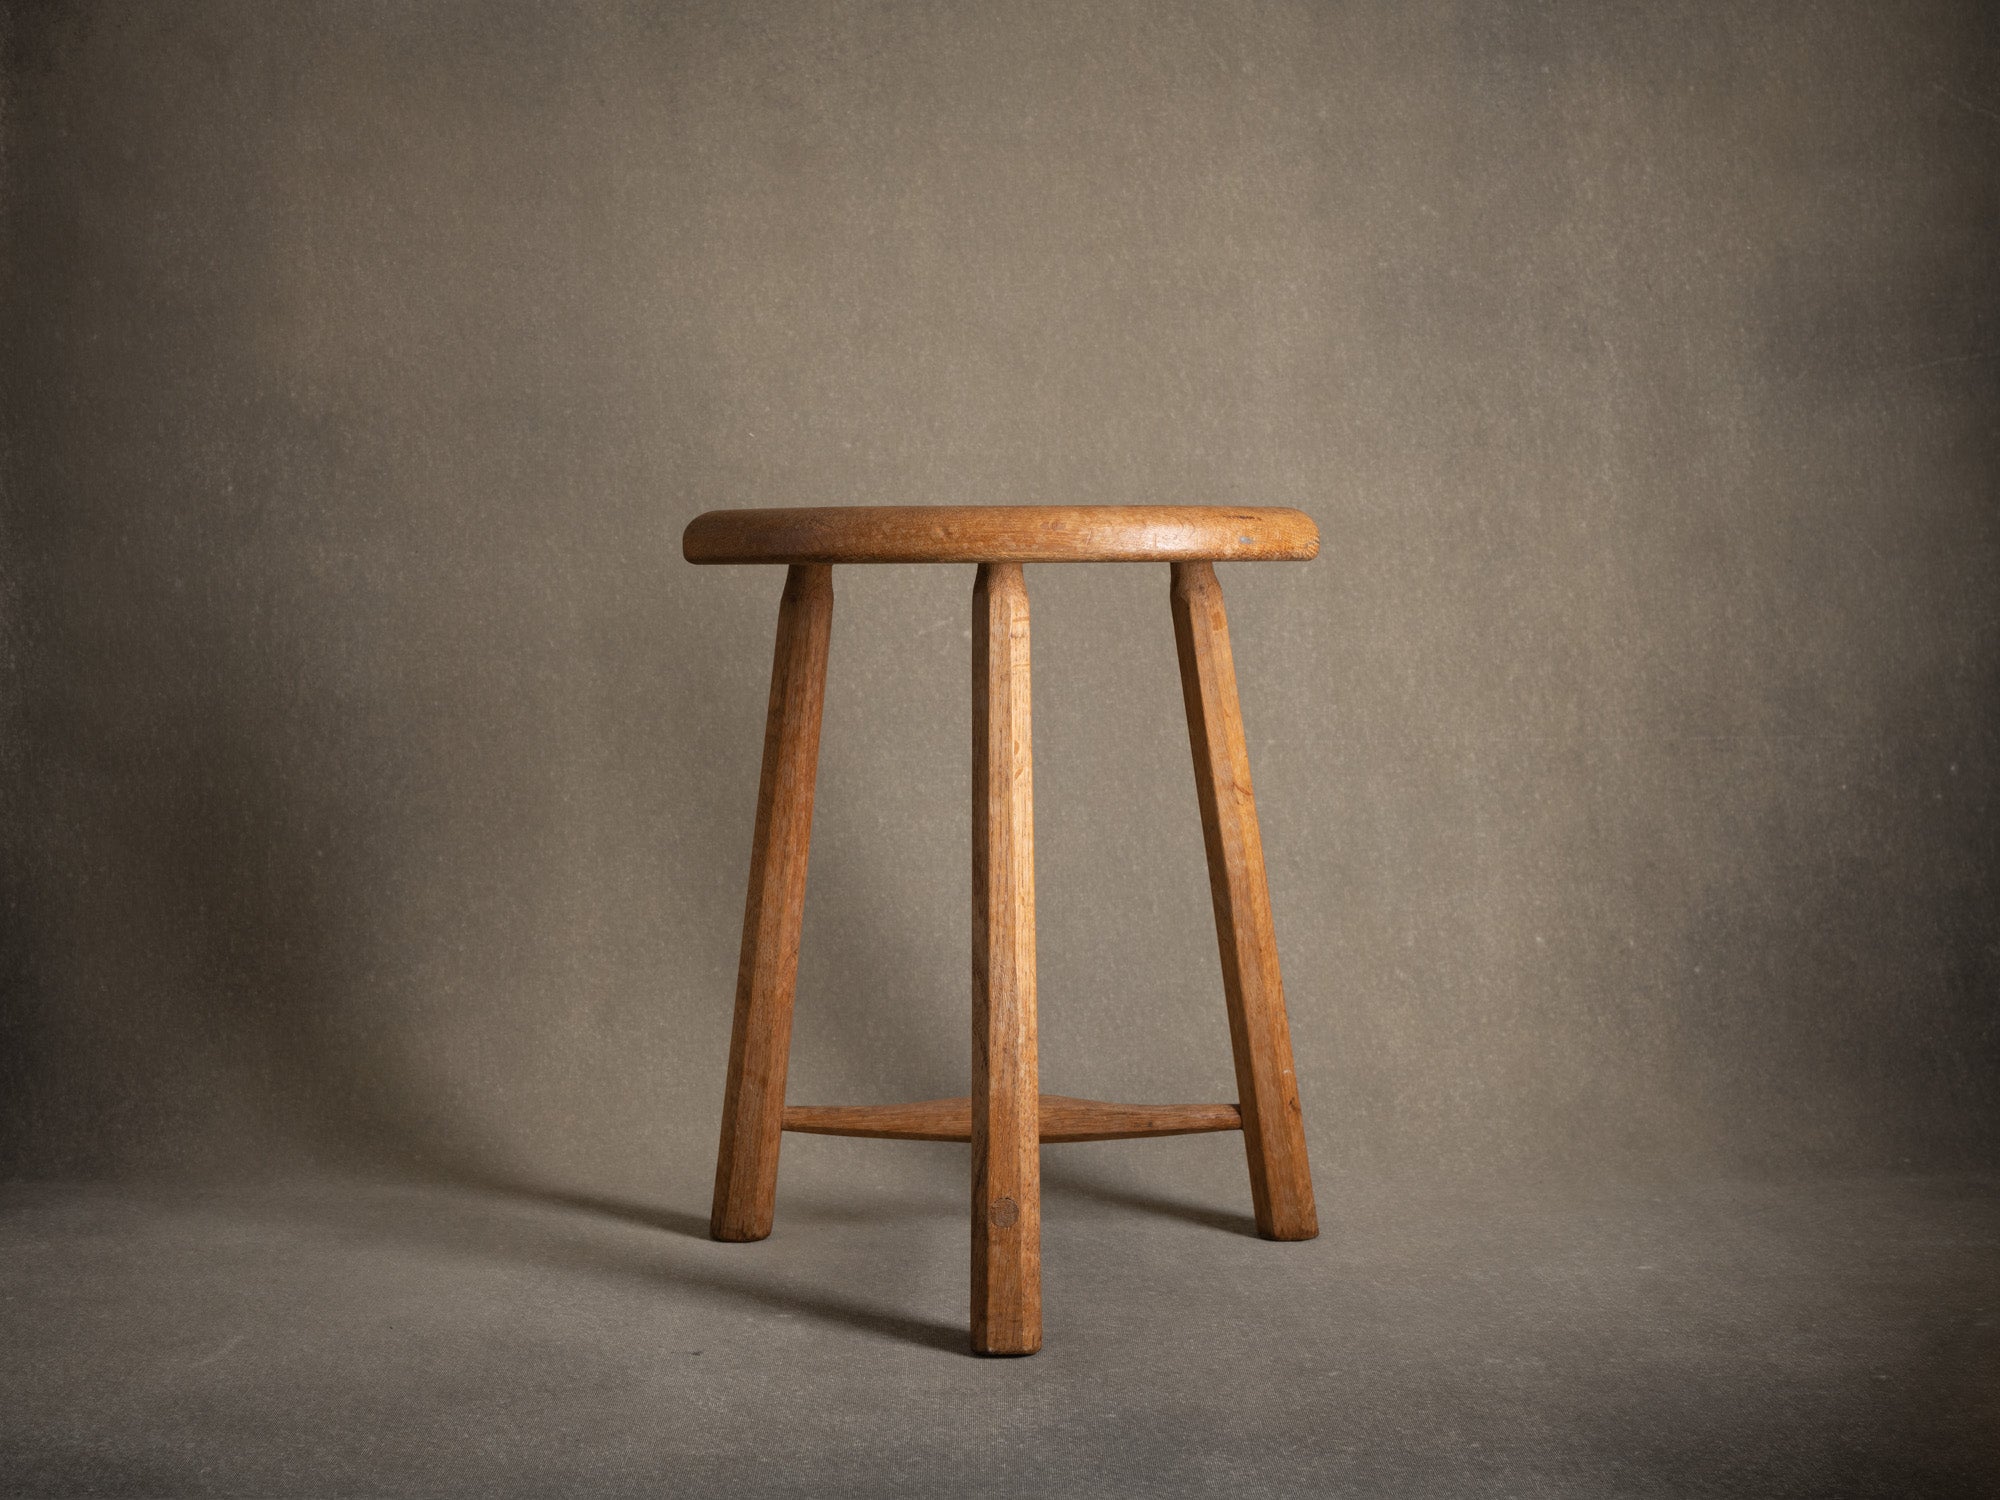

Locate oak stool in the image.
[684,506,1319,1356]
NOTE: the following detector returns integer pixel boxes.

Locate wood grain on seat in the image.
[683,505,1318,565]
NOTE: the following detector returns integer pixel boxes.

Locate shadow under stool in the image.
[682,505,1320,1356]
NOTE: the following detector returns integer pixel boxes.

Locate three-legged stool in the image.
[683,505,1319,1355]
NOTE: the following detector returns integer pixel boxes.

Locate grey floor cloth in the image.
[2,1149,1994,1497]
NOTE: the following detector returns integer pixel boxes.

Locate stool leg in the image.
[710,563,834,1243]
[1170,560,1318,1241]
[971,561,1042,1355]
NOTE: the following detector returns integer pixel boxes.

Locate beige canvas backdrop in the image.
[4,0,1996,1202]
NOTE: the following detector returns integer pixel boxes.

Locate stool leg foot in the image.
[1170,561,1319,1242]
[710,564,834,1243]
[971,562,1042,1355]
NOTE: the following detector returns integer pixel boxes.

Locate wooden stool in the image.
[684,506,1319,1356]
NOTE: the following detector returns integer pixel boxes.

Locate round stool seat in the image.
[682,504,1318,565]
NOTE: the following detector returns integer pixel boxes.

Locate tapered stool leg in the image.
[710,563,834,1242]
[1170,560,1318,1241]
[971,561,1042,1355]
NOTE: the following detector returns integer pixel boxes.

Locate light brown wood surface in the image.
[1170,560,1319,1242]
[971,561,1041,1355]
[783,1095,1243,1143]
[683,506,1319,565]
[699,530,1322,1350]
[708,564,833,1243]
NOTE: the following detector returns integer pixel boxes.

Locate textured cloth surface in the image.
[2,1167,1994,1497]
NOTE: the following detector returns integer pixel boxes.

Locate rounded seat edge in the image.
[681,505,1319,565]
